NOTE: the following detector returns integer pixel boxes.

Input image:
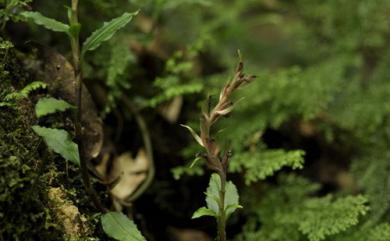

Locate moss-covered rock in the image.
[0,39,98,241]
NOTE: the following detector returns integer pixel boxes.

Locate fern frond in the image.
[148,78,203,107]
[4,81,47,101]
[230,149,305,184]
[237,175,368,241]
[292,195,368,241]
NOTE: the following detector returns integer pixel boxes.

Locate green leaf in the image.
[35,97,75,118]
[81,11,138,56]
[192,207,217,219]
[20,11,69,33]
[32,126,80,165]
[180,124,204,147]
[202,173,242,219]
[107,41,135,87]
[225,204,243,218]
[189,156,201,168]
[224,181,242,217]
[206,173,221,214]
[101,212,146,241]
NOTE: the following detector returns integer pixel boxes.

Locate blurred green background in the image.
[2,0,390,240]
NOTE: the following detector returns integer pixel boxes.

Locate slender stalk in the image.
[70,0,106,212]
[200,95,228,241]
[217,171,227,241]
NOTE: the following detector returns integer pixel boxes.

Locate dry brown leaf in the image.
[94,152,111,178]
[158,96,183,123]
[168,227,213,241]
[109,149,150,200]
[27,47,103,161]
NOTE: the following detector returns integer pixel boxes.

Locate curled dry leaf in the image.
[109,149,150,201]
[94,152,111,179]
[158,96,183,123]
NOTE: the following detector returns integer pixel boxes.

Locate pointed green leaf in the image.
[180,124,204,147]
[81,11,138,56]
[101,212,146,241]
[21,11,69,33]
[190,156,201,168]
[206,173,221,214]
[32,126,79,165]
[225,204,243,218]
[224,181,241,217]
[35,97,75,118]
[192,207,217,219]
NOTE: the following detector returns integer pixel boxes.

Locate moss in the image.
[47,187,93,241]
[0,38,60,241]
[0,39,99,241]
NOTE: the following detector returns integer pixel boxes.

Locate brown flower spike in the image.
[182,54,255,174]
